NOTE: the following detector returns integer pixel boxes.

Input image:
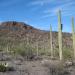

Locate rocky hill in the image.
[0,21,72,44]
[0,21,73,59]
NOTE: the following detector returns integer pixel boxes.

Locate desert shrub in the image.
[49,65,69,75]
[14,44,36,60]
[42,60,70,75]
[53,47,73,60]
[38,48,46,56]
[0,49,3,52]
[0,64,15,72]
[63,47,73,60]
[0,64,6,72]
[54,49,59,58]
[6,67,15,71]
[56,45,59,48]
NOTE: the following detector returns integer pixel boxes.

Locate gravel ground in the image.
[0,60,49,75]
[0,52,75,75]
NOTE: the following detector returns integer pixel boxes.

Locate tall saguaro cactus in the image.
[36,41,39,57]
[26,34,29,45]
[72,17,75,59]
[36,35,41,57]
[50,25,53,58]
[58,10,63,60]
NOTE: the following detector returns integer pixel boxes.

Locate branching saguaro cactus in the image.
[50,25,53,58]
[58,10,63,60]
[72,17,75,59]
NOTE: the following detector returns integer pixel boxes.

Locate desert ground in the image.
[0,51,75,75]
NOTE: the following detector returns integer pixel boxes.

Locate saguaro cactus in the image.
[72,17,75,59]
[26,34,29,45]
[50,25,53,58]
[58,10,63,60]
[36,41,39,57]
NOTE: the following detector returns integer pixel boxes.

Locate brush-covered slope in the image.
[0,21,73,59]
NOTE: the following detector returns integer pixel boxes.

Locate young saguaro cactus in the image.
[50,25,53,58]
[72,17,75,59]
[36,41,39,57]
[36,35,41,57]
[58,10,63,60]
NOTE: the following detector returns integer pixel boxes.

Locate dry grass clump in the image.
[41,59,70,75]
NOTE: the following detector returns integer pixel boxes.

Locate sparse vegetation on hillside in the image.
[0,20,73,60]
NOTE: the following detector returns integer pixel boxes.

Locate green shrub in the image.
[0,64,15,72]
[43,61,70,75]
[0,64,6,72]
[63,47,73,60]
[14,45,36,60]
[54,49,59,58]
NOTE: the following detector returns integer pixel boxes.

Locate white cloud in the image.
[23,20,28,24]
[29,0,55,6]
[27,0,75,18]
[29,0,72,6]
[41,14,56,18]
[42,1,75,18]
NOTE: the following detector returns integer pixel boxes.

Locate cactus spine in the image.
[58,10,63,60]
[50,25,53,58]
[72,17,75,59]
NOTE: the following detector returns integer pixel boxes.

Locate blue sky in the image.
[0,0,75,32]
